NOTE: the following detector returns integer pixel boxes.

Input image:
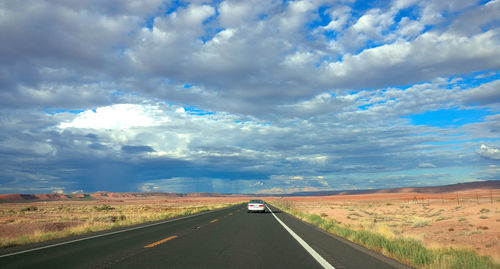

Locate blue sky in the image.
[0,0,500,194]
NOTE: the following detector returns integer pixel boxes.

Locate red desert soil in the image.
[279,188,500,262]
[1,181,499,262]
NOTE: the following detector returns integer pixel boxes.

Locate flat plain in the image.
[273,189,500,264]
[1,187,499,268]
[0,194,248,248]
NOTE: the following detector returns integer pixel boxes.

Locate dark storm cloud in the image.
[121,145,156,154]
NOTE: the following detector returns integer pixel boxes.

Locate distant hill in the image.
[372,180,500,194]
[1,180,498,202]
[0,192,247,202]
[285,180,500,196]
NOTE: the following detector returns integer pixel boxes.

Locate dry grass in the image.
[0,197,247,247]
[270,190,500,268]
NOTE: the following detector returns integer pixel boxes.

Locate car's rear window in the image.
[249,200,263,203]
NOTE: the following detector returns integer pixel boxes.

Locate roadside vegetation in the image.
[271,200,500,269]
[0,200,241,248]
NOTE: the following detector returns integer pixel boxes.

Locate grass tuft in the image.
[412,219,430,228]
[20,205,38,212]
[94,204,114,211]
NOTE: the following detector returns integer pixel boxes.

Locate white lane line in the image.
[0,205,237,259]
[266,205,335,269]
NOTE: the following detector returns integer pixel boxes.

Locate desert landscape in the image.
[269,183,500,268]
[0,192,248,248]
[1,182,499,268]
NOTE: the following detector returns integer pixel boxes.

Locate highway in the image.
[0,204,411,268]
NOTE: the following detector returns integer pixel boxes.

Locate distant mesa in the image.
[0,180,499,202]
[0,194,38,201]
[0,193,90,202]
[0,191,240,202]
[373,180,500,194]
[284,180,500,196]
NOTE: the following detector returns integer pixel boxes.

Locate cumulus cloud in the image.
[1,0,499,114]
[59,104,169,129]
[477,144,500,160]
[1,0,499,194]
[462,79,500,105]
[324,30,500,90]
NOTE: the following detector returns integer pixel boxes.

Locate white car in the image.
[247,199,266,213]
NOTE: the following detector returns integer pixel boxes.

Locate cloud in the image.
[418,163,437,168]
[323,31,500,91]
[122,145,155,154]
[462,79,500,105]
[250,181,264,187]
[0,1,141,108]
[218,0,275,28]
[0,1,499,194]
[59,104,169,129]
[255,187,285,195]
[477,144,500,160]
[1,1,499,115]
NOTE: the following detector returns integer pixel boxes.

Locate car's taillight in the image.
[249,204,253,207]
[259,205,264,207]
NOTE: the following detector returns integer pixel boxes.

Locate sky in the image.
[0,0,500,195]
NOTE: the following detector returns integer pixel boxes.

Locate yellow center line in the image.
[144,235,178,248]
[210,219,219,223]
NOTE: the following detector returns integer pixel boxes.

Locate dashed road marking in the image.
[210,219,219,223]
[144,235,178,248]
[0,205,235,258]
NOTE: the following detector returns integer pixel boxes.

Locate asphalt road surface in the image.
[0,204,411,268]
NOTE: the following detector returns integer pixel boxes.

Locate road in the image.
[0,204,411,268]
